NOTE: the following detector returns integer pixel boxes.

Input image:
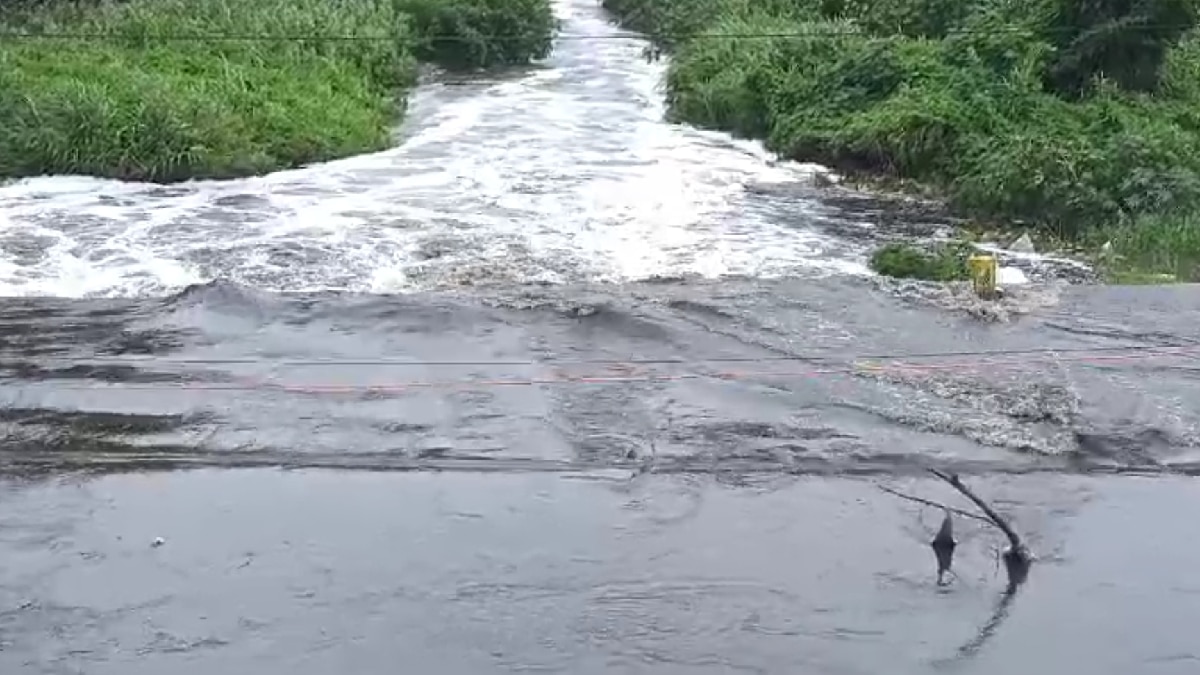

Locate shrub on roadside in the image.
[1090,212,1200,282]
[0,45,398,182]
[869,241,972,281]
[398,0,556,69]
[605,0,1200,280]
[0,0,555,182]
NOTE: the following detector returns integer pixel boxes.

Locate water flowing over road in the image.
[1,0,1199,673]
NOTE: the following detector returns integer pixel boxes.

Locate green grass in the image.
[603,0,1200,283]
[0,0,555,182]
[868,240,972,281]
[1087,212,1200,283]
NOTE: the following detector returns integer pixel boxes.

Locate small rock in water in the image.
[152,537,165,548]
[1008,233,1036,254]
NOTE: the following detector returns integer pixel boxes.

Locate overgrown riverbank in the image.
[603,0,1200,282]
[0,0,555,182]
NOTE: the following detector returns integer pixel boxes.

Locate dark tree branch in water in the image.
[877,484,992,525]
[880,470,1034,590]
[962,584,1020,656]
[933,581,1024,669]
[927,468,1032,567]
[938,528,1032,666]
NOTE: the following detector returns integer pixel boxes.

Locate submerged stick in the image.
[877,484,992,525]
[928,468,1031,567]
[879,470,1033,587]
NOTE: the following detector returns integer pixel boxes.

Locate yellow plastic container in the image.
[967,253,998,299]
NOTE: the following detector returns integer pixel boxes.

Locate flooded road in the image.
[1,0,1199,671]
[2,471,1199,674]
[2,278,1199,673]
[3,278,1199,474]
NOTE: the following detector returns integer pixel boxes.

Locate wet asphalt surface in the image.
[2,0,1200,670]
[0,470,1196,675]
[3,277,1200,475]
[1,278,1199,673]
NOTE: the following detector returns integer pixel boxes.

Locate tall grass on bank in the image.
[603,0,1200,281]
[0,0,555,182]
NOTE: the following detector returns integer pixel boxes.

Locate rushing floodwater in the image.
[0,1,881,298]
[1,0,1199,672]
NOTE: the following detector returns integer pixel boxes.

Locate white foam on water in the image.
[999,266,1030,285]
[0,0,867,299]
[976,242,1093,273]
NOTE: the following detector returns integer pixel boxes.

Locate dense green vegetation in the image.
[869,240,972,282]
[0,0,554,181]
[603,0,1200,282]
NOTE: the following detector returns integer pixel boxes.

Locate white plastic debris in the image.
[997,266,1029,286]
[152,537,165,548]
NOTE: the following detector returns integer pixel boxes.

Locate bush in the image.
[1037,0,1197,98]
[0,0,555,181]
[601,0,727,47]
[606,0,1200,280]
[0,46,398,181]
[398,0,556,69]
[869,241,972,281]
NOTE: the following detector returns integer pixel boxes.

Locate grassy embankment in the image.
[0,0,555,182]
[603,0,1200,283]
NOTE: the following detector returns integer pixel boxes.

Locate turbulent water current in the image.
[0,0,1196,471]
[2,1,1200,673]
[1,0,884,297]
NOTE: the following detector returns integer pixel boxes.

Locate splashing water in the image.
[0,0,874,299]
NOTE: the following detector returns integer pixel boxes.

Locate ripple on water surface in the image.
[0,470,1197,674]
[2,279,1198,475]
